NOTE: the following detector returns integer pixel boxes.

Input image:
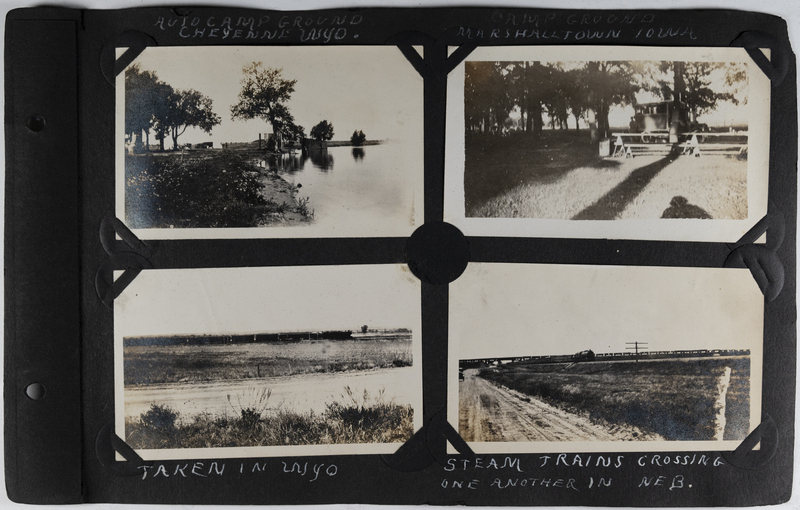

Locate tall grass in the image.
[479,358,749,441]
[125,386,413,449]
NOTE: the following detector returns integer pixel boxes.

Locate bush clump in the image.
[125,150,312,228]
[125,386,413,449]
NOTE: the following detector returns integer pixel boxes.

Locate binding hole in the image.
[25,382,46,400]
[26,115,46,132]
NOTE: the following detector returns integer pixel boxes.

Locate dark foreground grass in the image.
[126,387,413,448]
[125,150,313,228]
[479,358,749,441]
[464,130,619,215]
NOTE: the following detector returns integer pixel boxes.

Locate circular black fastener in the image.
[25,382,46,400]
[26,115,46,133]
[406,222,469,285]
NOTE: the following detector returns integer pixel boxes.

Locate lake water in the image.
[261,144,419,233]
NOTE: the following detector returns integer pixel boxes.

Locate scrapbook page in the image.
[3,1,796,506]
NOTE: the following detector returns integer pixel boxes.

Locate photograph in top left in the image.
[116,46,424,239]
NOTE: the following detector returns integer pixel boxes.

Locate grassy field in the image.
[125,150,314,228]
[124,337,413,386]
[614,155,747,220]
[126,386,413,448]
[465,130,747,220]
[478,358,750,440]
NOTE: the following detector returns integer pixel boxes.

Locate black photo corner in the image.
[2,0,799,507]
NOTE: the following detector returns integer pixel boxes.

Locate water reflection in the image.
[260,148,335,174]
[307,148,334,172]
[262,144,412,229]
[264,152,304,173]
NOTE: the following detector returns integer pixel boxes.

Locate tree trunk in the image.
[271,122,282,150]
[523,62,531,133]
[599,100,610,139]
[673,61,686,102]
[587,107,598,142]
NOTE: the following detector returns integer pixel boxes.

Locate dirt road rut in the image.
[459,369,655,442]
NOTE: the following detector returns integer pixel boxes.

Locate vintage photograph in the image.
[445,46,770,242]
[116,46,423,239]
[115,265,422,460]
[448,263,763,453]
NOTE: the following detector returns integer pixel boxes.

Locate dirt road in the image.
[459,369,659,442]
[125,366,415,420]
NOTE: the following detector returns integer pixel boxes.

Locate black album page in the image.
[3,3,796,507]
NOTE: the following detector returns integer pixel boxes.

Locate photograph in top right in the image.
[445,46,770,242]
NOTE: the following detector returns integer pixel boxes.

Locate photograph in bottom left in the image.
[114,265,422,460]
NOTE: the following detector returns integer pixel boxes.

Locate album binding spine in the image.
[4,8,83,504]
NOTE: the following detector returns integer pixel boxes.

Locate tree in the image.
[150,80,176,151]
[310,120,334,141]
[361,325,368,333]
[580,61,641,140]
[230,63,298,149]
[657,61,745,122]
[125,64,170,152]
[503,61,551,135]
[350,130,366,145]
[465,61,513,133]
[163,89,221,150]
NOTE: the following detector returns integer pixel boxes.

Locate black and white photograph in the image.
[115,265,422,460]
[448,263,763,453]
[116,46,423,239]
[445,46,770,242]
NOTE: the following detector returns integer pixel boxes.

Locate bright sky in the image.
[450,263,763,359]
[115,265,420,338]
[126,46,423,145]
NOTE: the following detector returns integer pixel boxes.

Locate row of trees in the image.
[127,62,365,152]
[125,64,221,151]
[465,60,746,140]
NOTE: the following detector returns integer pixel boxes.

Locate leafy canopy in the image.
[230,62,297,129]
[350,130,366,145]
[310,120,335,141]
[162,89,221,149]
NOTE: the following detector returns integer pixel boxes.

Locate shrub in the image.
[140,404,179,434]
[227,387,272,430]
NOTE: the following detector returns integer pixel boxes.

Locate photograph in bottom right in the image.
[448,263,763,453]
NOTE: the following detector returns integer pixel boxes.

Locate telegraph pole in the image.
[626,341,648,362]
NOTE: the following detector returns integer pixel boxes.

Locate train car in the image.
[572,349,596,362]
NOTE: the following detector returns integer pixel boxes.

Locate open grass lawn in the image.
[615,155,747,220]
[465,130,747,220]
[479,358,750,440]
[125,338,413,386]
[126,387,413,448]
[465,130,613,215]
